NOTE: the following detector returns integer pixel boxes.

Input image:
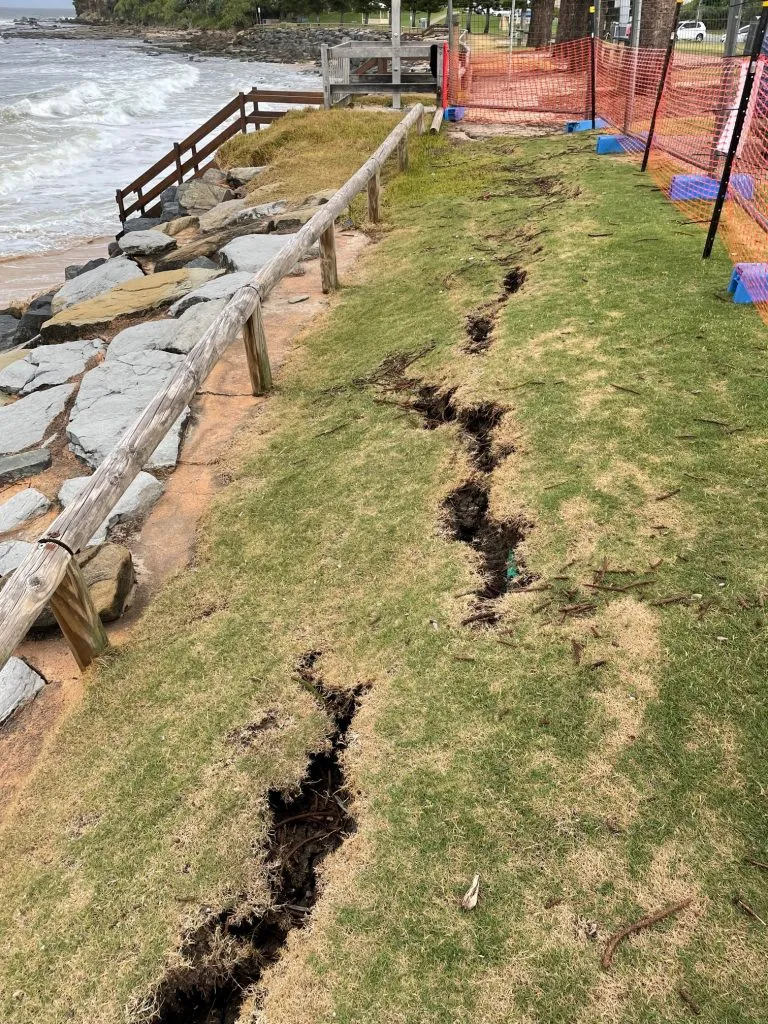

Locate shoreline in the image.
[0,237,112,307]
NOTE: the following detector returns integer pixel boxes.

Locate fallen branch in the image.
[650,593,691,607]
[601,898,693,970]
[677,987,701,1016]
[655,487,681,501]
[733,894,766,925]
[745,857,768,872]
[609,382,642,396]
[585,579,655,594]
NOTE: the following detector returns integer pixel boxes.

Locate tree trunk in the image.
[465,6,472,32]
[484,3,491,32]
[555,0,589,42]
[528,0,555,46]
[639,0,676,48]
[426,9,431,24]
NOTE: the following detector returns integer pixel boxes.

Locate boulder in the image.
[13,291,55,345]
[51,256,144,315]
[197,198,248,233]
[118,230,177,258]
[159,215,199,237]
[42,268,223,342]
[121,215,163,234]
[67,349,188,469]
[0,540,33,576]
[202,167,228,185]
[108,242,122,259]
[178,178,235,212]
[159,185,187,223]
[170,299,228,355]
[59,471,164,544]
[0,449,52,485]
[106,320,179,361]
[226,166,267,186]
[0,338,104,395]
[64,257,107,281]
[298,189,337,207]
[169,271,253,316]
[272,206,323,233]
[0,315,21,353]
[185,256,219,271]
[26,544,136,630]
[0,488,51,533]
[219,233,295,274]
[0,383,75,456]
[155,220,271,273]
[0,657,45,726]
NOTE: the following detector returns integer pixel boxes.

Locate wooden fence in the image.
[115,89,324,224]
[0,104,426,677]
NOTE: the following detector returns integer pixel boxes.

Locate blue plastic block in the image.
[670,173,754,201]
[564,116,609,133]
[596,134,625,154]
[728,262,768,304]
[444,106,465,122]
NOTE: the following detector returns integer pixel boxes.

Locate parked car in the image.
[676,20,707,41]
[720,24,750,46]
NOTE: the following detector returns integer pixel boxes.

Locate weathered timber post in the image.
[417,108,425,135]
[321,44,332,108]
[319,224,339,293]
[367,169,382,223]
[173,142,183,181]
[238,92,247,132]
[242,299,273,395]
[49,556,109,672]
[397,135,409,171]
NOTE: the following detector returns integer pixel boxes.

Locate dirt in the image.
[0,232,369,823]
[148,652,368,1024]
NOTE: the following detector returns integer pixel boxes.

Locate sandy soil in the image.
[0,237,113,306]
[0,230,369,822]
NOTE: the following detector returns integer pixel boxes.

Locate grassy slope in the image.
[1,122,768,1024]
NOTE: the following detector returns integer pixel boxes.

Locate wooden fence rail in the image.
[116,89,324,224]
[0,103,426,676]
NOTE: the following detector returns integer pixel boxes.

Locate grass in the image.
[1,114,768,1024]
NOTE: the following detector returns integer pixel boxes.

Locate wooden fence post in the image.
[319,224,339,293]
[238,92,247,132]
[417,108,425,135]
[397,135,409,171]
[242,299,273,396]
[367,169,381,223]
[173,142,183,181]
[49,557,109,672]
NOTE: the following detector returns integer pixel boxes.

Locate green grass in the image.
[1,118,768,1024]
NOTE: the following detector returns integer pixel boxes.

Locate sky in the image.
[0,1,75,6]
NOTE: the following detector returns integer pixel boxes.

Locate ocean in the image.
[0,9,320,259]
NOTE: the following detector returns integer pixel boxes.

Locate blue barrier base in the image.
[565,117,609,133]
[670,173,755,201]
[728,263,768,304]
[444,106,466,122]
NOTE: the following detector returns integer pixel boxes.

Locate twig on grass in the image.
[655,487,681,501]
[745,857,768,872]
[650,594,691,607]
[609,382,642,396]
[585,579,655,594]
[601,898,693,969]
[733,895,766,925]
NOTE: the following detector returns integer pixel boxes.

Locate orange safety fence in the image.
[447,34,768,318]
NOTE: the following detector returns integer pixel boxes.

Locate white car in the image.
[676,20,707,41]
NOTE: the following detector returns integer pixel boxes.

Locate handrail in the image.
[0,103,425,675]
[115,89,325,223]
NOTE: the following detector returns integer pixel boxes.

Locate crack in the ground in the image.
[145,654,368,1024]
[463,265,527,355]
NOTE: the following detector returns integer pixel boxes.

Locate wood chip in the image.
[460,874,480,911]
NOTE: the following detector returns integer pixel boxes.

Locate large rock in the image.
[106,320,178,361]
[226,166,267,186]
[159,215,199,237]
[0,338,103,395]
[13,291,55,344]
[170,299,228,355]
[0,315,20,353]
[0,488,51,534]
[121,215,163,234]
[51,256,143,315]
[198,199,287,234]
[272,206,323,233]
[59,471,164,544]
[178,179,235,211]
[118,230,177,258]
[169,271,253,316]
[0,657,45,726]
[0,539,33,576]
[64,257,107,281]
[67,349,188,469]
[0,449,52,485]
[219,233,295,274]
[42,269,222,342]
[155,221,271,273]
[0,384,75,456]
[159,185,187,223]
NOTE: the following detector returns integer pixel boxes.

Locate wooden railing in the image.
[0,104,425,677]
[115,89,325,224]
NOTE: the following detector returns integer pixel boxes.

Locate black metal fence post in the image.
[703,1,768,258]
[590,3,597,129]
[641,0,683,172]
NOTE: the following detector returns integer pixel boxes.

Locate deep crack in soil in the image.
[463,266,527,355]
[149,655,367,1024]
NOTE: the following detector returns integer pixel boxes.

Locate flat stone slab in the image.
[59,470,164,545]
[42,268,223,342]
[118,230,177,257]
[67,349,188,469]
[106,299,227,361]
[226,166,267,185]
[169,271,253,317]
[219,233,295,274]
[178,179,235,211]
[0,488,51,534]
[0,449,51,485]
[0,383,75,456]
[0,338,104,396]
[51,256,144,315]
[170,299,228,355]
[0,657,45,726]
